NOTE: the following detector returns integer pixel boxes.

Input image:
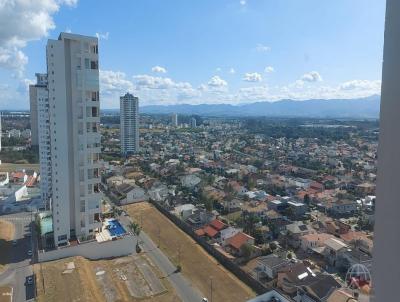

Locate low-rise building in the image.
[257,254,290,279]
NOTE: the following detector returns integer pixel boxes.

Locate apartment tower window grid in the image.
[46,33,101,246]
[120,93,139,155]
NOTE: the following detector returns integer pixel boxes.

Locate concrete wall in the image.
[38,235,135,262]
[15,185,28,201]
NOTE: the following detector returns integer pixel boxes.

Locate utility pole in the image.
[210,276,213,302]
[157,226,161,248]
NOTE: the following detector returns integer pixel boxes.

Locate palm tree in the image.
[128,222,142,252]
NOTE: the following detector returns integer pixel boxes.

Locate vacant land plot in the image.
[34,255,180,302]
[0,163,39,173]
[0,220,15,273]
[127,202,256,302]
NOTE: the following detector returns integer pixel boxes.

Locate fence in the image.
[38,235,135,262]
[149,200,270,295]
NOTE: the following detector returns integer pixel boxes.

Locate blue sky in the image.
[0,0,385,109]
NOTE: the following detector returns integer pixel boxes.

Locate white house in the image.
[300,233,334,252]
[219,226,240,246]
[257,255,290,279]
[180,174,201,188]
[148,183,169,202]
[122,186,148,204]
[0,172,9,187]
[174,204,196,220]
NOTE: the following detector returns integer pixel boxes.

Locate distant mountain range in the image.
[136,95,380,118]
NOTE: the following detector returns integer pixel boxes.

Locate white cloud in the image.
[339,80,381,91]
[240,0,247,6]
[19,77,35,93]
[207,75,228,88]
[60,0,78,6]
[100,70,135,94]
[255,44,271,53]
[301,71,323,82]
[97,74,380,107]
[0,0,78,77]
[273,79,381,101]
[151,66,167,73]
[215,67,222,72]
[229,68,236,74]
[243,72,262,82]
[0,47,28,77]
[264,66,274,73]
[237,85,269,101]
[95,32,109,40]
[134,74,191,90]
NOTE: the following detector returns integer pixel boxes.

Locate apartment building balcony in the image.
[88,205,101,215]
[88,214,102,230]
[87,146,101,154]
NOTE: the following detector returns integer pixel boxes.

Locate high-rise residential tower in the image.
[190,117,197,128]
[46,33,101,246]
[171,113,178,127]
[120,93,139,155]
[31,74,53,208]
[29,73,47,146]
[0,111,2,152]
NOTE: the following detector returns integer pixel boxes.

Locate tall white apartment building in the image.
[30,74,52,208]
[120,93,139,155]
[190,117,197,128]
[0,112,2,152]
[46,33,101,246]
[29,73,47,146]
[172,113,178,127]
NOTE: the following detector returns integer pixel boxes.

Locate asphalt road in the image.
[0,211,37,302]
[118,214,204,302]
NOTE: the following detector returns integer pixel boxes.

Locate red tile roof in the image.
[209,219,226,231]
[203,225,219,238]
[310,181,324,190]
[340,231,369,243]
[12,172,25,179]
[227,232,254,250]
[25,176,36,187]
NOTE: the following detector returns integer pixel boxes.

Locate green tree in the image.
[303,194,310,205]
[204,198,213,212]
[128,222,142,252]
[269,242,278,251]
[240,243,254,261]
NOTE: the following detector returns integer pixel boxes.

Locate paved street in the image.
[118,213,204,302]
[0,212,37,302]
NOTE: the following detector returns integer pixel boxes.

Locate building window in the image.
[58,234,67,241]
[90,60,98,70]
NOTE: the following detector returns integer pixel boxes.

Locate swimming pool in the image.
[107,219,126,237]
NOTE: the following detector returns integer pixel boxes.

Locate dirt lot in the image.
[0,163,39,173]
[34,255,180,302]
[127,202,256,302]
[0,220,15,273]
